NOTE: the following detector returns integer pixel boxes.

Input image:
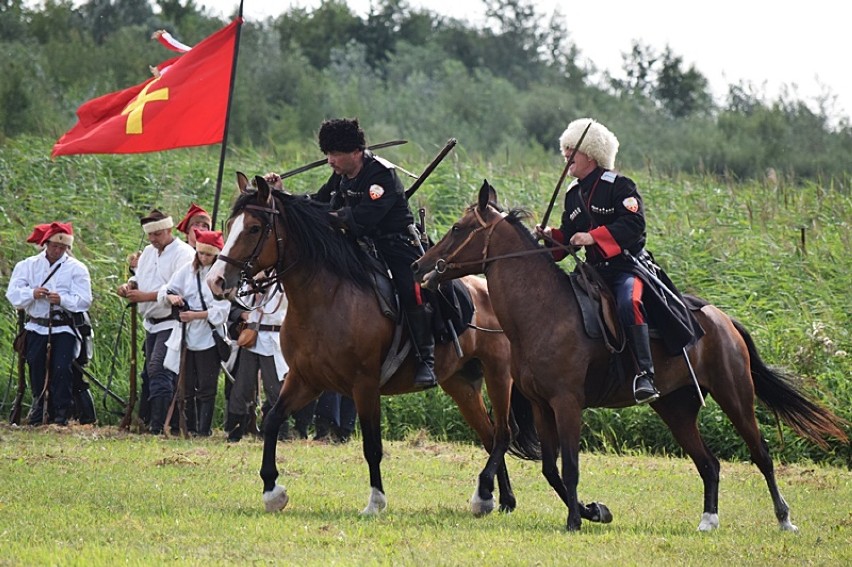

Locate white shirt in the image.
[6,250,92,339]
[131,237,195,332]
[245,286,289,379]
[160,263,231,373]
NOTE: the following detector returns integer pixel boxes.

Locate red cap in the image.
[176,203,212,234]
[42,222,75,248]
[194,229,224,254]
[26,224,52,245]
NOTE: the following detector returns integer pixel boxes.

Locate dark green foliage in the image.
[1,1,851,183]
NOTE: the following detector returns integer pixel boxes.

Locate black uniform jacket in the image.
[550,168,702,353]
[313,151,413,240]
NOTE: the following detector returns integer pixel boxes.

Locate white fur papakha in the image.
[559,119,619,170]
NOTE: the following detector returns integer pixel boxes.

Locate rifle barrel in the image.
[278,139,408,181]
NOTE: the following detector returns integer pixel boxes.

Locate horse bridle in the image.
[217,199,290,296]
[433,205,566,275]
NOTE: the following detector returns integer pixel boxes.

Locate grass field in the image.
[0,424,849,566]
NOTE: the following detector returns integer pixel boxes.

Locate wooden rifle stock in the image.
[42,311,52,425]
[119,303,138,430]
[9,310,26,425]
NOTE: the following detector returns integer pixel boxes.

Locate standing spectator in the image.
[176,203,212,248]
[226,283,288,442]
[117,210,194,434]
[305,392,356,443]
[160,229,231,436]
[6,222,92,426]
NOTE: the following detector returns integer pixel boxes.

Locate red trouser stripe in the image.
[632,278,645,324]
[414,282,423,305]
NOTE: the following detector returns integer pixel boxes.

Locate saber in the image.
[623,252,705,406]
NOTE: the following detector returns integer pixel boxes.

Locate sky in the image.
[199,0,851,122]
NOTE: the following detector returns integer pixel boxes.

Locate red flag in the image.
[52,19,242,157]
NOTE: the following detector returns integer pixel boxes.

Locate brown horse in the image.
[412,181,848,532]
[206,174,537,517]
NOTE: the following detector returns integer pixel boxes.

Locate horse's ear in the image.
[254,175,272,203]
[236,172,251,194]
[478,179,498,212]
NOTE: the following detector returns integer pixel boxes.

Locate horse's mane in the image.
[503,207,573,282]
[231,190,373,289]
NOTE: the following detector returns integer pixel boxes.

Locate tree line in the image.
[1,0,850,184]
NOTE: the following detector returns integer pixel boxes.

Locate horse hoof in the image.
[361,487,387,515]
[698,512,719,532]
[470,492,495,517]
[779,520,799,532]
[263,484,289,513]
[587,502,613,524]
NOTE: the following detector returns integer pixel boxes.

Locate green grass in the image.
[0,425,849,566]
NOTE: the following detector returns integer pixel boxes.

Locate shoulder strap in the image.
[195,271,208,311]
[196,271,223,336]
[40,261,63,287]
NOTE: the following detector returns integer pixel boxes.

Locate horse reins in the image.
[429,205,620,348]
[433,206,578,274]
[218,197,296,299]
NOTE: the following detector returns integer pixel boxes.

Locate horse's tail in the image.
[507,383,542,461]
[732,318,849,449]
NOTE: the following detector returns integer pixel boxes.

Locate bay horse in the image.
[412,181,848,532]
[206,174,537,517]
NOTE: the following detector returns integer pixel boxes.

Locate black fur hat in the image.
[318,118,366,154]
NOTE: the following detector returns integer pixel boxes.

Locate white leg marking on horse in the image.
[779,518,799,532]
[263,484,289,513]
[698,512,720,531]
[361,487,387,515]
[470,488,495,517]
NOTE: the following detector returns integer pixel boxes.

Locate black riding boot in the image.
[197,400,215,437]
[148,396,169,435]
[627,324,660,404]
[406,305,438,389]
[292,400,316,439]
[184,398,198,436]
[225,412,243,442]
[73,387,97,425]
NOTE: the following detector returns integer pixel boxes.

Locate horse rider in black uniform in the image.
[271,118,437,389]
[538,119,696,404]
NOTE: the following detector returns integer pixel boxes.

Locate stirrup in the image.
[413,365,438,389]
[633,372,659,405]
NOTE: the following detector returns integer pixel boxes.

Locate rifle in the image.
[41,309,53,425]
[9,310,27,425]
[119,303,138,430]
[278,139,408,181]
[164,321,188,438]
[539,120,593,230]
[404,138,457,200]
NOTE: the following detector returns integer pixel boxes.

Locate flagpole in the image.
[211,0,245,228]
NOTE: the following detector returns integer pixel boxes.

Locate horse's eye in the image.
[451,224,461,233]
[249,225,261,235]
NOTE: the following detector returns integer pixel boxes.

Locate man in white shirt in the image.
[225,284,288,442]
[117,209,194,434]
[6,222,92,426]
